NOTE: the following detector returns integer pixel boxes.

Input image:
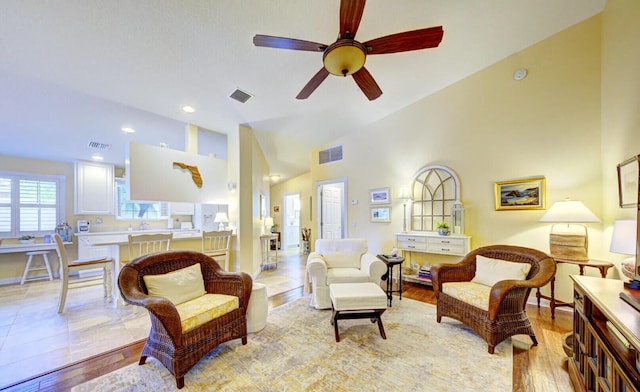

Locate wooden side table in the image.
[377,254,404,307]
[536,258,614,319]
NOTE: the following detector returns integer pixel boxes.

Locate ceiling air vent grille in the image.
[88,141,112,150]
[319,145,343,165]
[229,89,253,103]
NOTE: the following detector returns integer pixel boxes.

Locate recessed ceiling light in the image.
[269,174,280,182]
[121,127,135,133]
[513,68,528,81]
[182,105,195,113]
[91,154,104,161]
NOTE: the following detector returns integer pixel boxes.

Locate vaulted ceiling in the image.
[0,0,606,182]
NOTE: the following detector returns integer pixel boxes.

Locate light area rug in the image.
[73,296,512,391]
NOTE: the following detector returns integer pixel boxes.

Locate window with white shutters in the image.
[0,172,65,238]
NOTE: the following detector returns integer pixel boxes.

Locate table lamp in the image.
[214,212,229,231]
[539,198,600,261]
[264,216,274,234]
[398,185,413,232]
[610,219,638,288]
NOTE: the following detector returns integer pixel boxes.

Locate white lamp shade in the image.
[539,200,600,223]
[214,212,229,223]
[398,185,412,201]
[610,219,637,255]
[264,216,274,229]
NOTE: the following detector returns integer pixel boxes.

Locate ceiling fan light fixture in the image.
[323,40,366,76]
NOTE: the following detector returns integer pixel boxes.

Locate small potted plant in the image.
[436,222,450,236]
[19,235,35,244]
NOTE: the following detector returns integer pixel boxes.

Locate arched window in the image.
[410,165,461,232]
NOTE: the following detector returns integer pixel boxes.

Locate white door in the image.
[283,193,300,249]
[317,180,345,239]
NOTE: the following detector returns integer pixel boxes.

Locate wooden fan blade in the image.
[363,26,444,55]
[340,0,366,39]
[253,35,327,52]
[296,68,330,99]
[352,67,382,101]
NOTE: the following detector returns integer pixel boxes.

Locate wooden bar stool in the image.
[20,251,53,284]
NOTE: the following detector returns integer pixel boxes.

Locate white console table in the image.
[396,232,471,256]
[396,232,471,286]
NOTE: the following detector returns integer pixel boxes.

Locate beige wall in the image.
[600,0,640,222]
[599,0,640,289]
[234,125,271,277]
[305,15,606,304]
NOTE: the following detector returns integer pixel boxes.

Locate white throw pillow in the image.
[143,263,206,305]
[471,255,532,287]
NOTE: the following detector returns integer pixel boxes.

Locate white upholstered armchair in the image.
[304,238,387,309]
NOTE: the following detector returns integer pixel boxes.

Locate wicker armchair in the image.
[431,245,556,354]
[118,250,252,389]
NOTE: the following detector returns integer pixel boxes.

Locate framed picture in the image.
[370,187,390,204]
[494,177,546,211]
[617,155,639,208]
[370,206,391,222]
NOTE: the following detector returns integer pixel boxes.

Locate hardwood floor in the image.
[2,280,573,391]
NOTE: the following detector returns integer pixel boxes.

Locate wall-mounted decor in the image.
[371,206,391,223]
[172,162,203,188]
[274,206,280,213]
[370,187,390,204]
[127,142,227,203]
[494,177,546,211]
[617,155,639,208]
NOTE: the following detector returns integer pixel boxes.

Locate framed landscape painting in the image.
[370,187,391,204]
[494,177,546,211]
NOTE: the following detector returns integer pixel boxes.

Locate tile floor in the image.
[0,247,307,388]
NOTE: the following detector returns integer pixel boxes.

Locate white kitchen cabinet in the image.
[74,160,114,215]
[171,202,195,215]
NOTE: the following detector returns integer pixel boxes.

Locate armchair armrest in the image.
[201,259,253,311]
[307,254,328,278]
[431,258,475,294]
[487,258,556,320]
[306,253,328,293]
[118,265,184,344]
[360,253,386,281]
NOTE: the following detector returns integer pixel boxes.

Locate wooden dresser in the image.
[570,275,640,391]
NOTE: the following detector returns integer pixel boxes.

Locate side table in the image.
[536,258,614,319]
[377,254,404,307]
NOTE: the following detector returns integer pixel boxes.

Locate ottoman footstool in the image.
[329,282,388,342]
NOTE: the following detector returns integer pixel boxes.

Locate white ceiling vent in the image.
[88,141,112,150]
[229,89,253,103]
[319,145,343,165]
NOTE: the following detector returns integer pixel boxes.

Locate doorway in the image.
[316,179,346,239]
[282,193,301,249]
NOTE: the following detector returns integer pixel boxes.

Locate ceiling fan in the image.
[253,0,443,101]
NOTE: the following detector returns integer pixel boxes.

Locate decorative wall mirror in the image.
[616,154,640,309]
[409,165,463,233]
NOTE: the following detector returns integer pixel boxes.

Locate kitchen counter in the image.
[76,229,202,245]
[75,228,206,303]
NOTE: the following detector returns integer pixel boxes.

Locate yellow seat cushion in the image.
[442,282,491,311]
[175,293,239,333]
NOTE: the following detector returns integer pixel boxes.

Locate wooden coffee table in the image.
[329,282,387,342]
